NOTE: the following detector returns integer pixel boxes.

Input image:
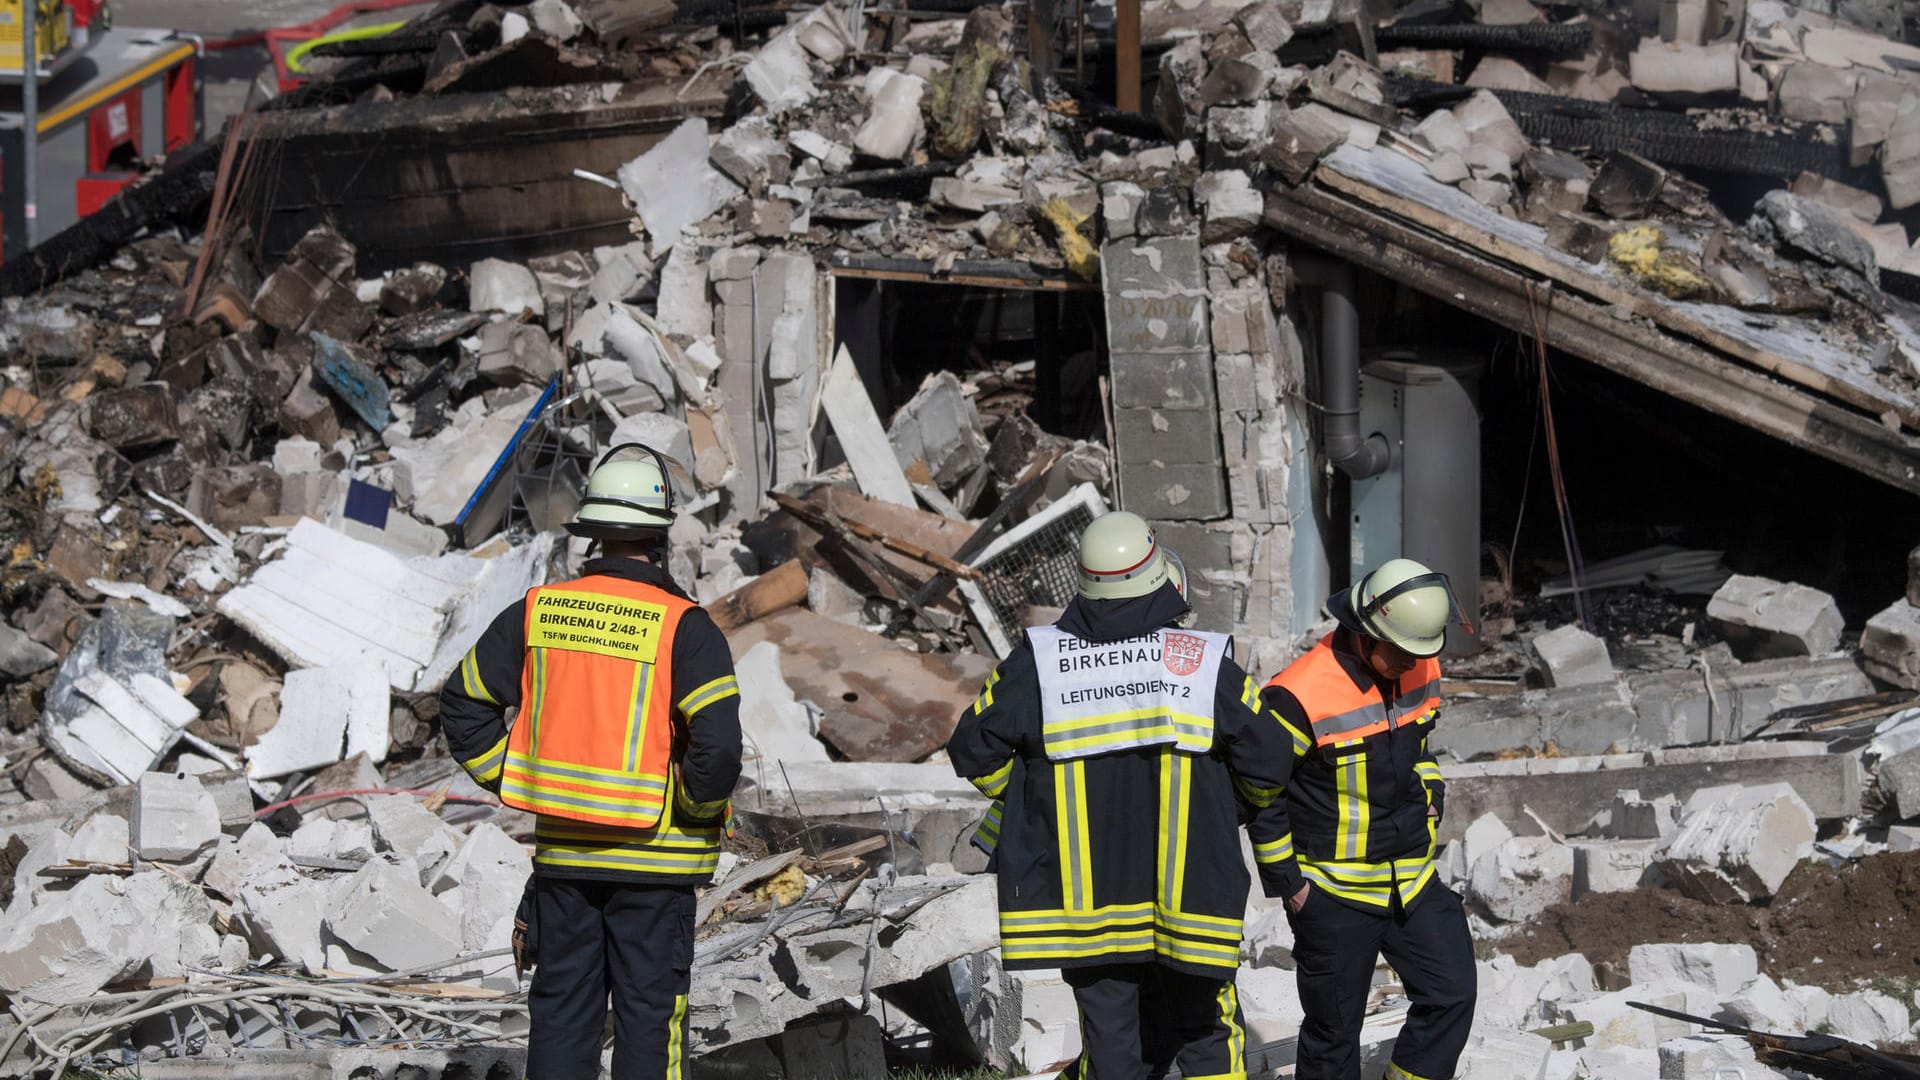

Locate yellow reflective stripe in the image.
[507,751,669,787]
[1253,833,1294,863]
[1273,711,1312,755]
[526,647,548,747]
[1233,774,1282,808]
[536,823,721,848]
[461,648,500,706]
[1219,982,1246,1077]
[1002,931,1157,960]
[973,801,1003,851]
[678,674,740,718]
[1159,751,1190,913]
[675,786,730,819]
[1155,934,1241,967]
[1335,755,1370,860]
[1299,863,1393,907]
[1055,760,1092,911]
[972,669,1001,715]
[1001,906,1155,933]
[535,848,721,874]
[1240,675,1259,711]
[504,787,666,822]
[667,993,688,1080]
[1386,1063,1439,1080]
[624,662,656,772]
[1046,706,1215,735]
[1397,860,1437,903]
[1414,760,1444,783]
[461,734,509,784]
[970,757,1014,799]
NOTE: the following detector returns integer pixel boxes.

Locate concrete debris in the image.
[1829,988,1912,1045]
[1706,574,1846,659]
[244,662,391,779]
[1531,624,1614,687]
[1656,783,1816,903]
[467,258,544,318]
[1467,834,1573,923]
[1628,942,1758,996]
[329,859,464,971]
[132,771,222,862]
[619,118,745,251]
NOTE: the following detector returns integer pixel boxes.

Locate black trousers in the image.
[1286,884,1476,1080]
[526,877,696,1080]
[1060,964,1247,1080]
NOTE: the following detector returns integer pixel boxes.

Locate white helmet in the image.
[1330,558,1458,658]
[566,443,676,540]
[1078,511,1178,601]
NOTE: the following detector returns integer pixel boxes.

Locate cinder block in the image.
[132,772,221,862]
[1706,574,1844,658]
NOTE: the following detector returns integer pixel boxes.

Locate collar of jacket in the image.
[1327,628,1400,696]
[580,556,693,601]
[1054,581,1191,643]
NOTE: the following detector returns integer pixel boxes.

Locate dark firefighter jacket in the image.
[438,556,743,886]
[946,582,1298,977]
[1256,629,1447,913]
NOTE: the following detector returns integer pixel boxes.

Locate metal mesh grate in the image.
[974,501,1096,640]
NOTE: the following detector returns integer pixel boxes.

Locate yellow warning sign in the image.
[527,590,667,663]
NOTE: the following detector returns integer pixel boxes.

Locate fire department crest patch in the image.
[1163,632,1206,676]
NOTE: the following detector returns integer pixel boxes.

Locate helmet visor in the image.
[1359,571,1477,643]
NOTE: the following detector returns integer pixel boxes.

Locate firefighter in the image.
[948,511,1299,1080]
[1258,558,1477,1080]
[439,444,743,1080]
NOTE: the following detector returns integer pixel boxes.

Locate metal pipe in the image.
[22,0,38,248]
[1295,256,1390,479]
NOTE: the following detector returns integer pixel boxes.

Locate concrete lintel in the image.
[1439,741,1861,842]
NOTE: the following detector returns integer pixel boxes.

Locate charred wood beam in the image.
[0,141,221,298]
[1376,21,1591,55]
[1387,76,1860,182]
[795,161,958,188]
[1262,181,1920,494]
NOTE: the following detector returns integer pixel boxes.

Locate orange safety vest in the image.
[1266,635,1441,748]
[500,574,693,829]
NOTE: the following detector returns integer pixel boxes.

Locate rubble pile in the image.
[7,0,1920,1074]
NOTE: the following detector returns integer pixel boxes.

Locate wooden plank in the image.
[728,609,997,762]
[1263,184,1920,494]
[1116,0,1142,112]
[1312,143,1920,425]
[774,492,980,579]
[821,344,917,508]
[810,487,974,560]
[707,560,809,632]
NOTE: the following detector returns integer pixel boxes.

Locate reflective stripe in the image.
[624,662,656,772]
[504,784,665,823]
[1002,931,1157,962]
[507,751,668,790]
[972,669,1000,715]
[1159,751,1190,913]
[1335,755,1370,861]
[1414,760,1444,784]
[1268,638,1442,747]
[971,758,1013,799]
[1043,709,1214,758]
[667,993,688,1080]
[1233,774,1283,809]
[1275,713,1312,755]
[1155,906,1241,939]
[1154,933,1241,968]
[1218,982,1245,1078]
[1055,760,1093,911]
[461,735,508,785]
[461,648,499,706]
[678,674,739,718]
[1299,855,1438,908]
[1386,1063,1438,1080]
[1001,903,1155,932]
[1239,675,1259,712]
[535,819,722,876]
[973,801,1003,853]
[1253,833,1294,864]
[525,647,548,748]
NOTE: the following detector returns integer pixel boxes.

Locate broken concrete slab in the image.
[475,320,564,387]
[1451,90,1530,167]
[1878,746,1920,820]
[855,68,926,162]
[365,795,459,875]
[329,859,464,972]
[618,118,744,252]
[1754,190,1879,283]
[1707,573,1845,658]
[467,258,544,318]
[1629,40,1740,97]
[0,623,58,678]
[1437,742,1862,844]
[1777,61,1859,124]
[1628,942,1758,997]
[245,661,391,780]
[1572,838,1659,897]
[1532,624,1614,687]
[1656,782,1815,903]
[132,771,222,862]
[1828,989,1911,1045]
[734,642,830,767]
[1861,598,1920,689]
[86,383,178,450]
[889,370,990,490]
[1466,834,1573,923]
[1604,790,1679,840]
[217,518,548,693]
